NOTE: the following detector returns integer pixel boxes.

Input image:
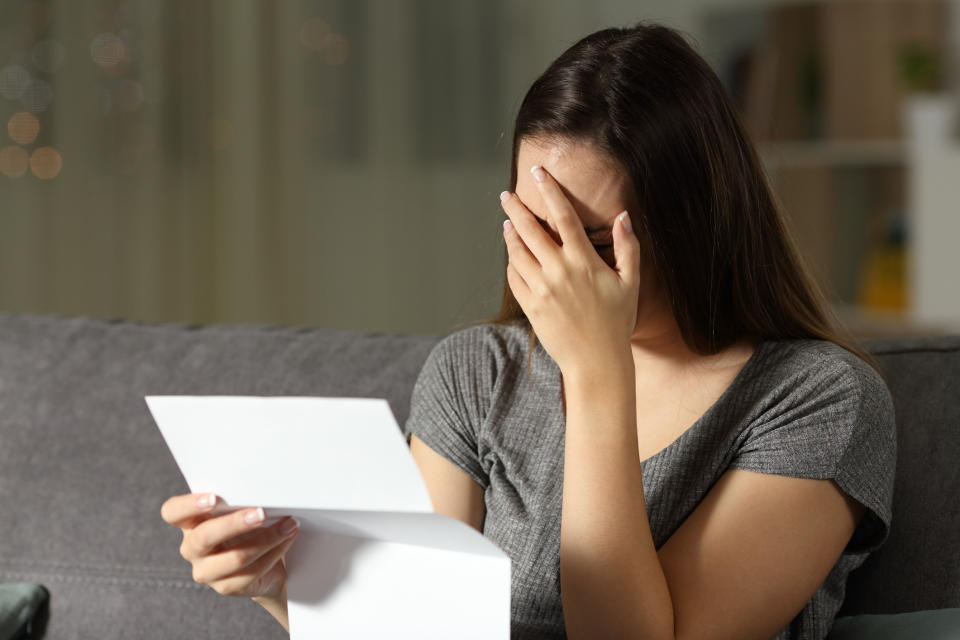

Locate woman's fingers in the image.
[505,262,531,310]
[192,517,300,586]
[161,492,218,527]
[503,220,541,286]
[529,165,593,257]
[163,493,303,600]
[181,506,271,560]
[206,528,300,598]
[499,191,560,268]
[612,210,641,287]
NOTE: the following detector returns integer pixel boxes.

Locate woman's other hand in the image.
[500,164,641,376]
[160,492,300,600]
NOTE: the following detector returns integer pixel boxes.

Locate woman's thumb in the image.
[613,210,640,285]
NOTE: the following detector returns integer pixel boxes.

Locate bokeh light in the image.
[30,146,62,179]
[32,39,66,74]
[299,19,331,51]
[8,111,40,145]
[90,33,128,69]
[298,19,350,66]
[323,34,350,66]
[0,65,31,100]
[0,146,29,178]
[19,78,53,113]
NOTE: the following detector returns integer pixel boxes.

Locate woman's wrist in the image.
[252,591,290,632]
[561,349,635,393]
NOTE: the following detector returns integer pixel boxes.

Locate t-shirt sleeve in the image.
[730,354,897,555]
[404,329,492,489]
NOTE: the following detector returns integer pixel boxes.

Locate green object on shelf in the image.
[898,43,942,92]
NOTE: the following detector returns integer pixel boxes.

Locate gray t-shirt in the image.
[404,321,896,640]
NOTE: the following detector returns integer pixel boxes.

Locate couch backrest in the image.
[0,313,439,638]
[840,336,960,615]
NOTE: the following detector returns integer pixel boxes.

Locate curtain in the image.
[0,0,688,333]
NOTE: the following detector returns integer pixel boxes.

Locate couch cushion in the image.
[828,607,960,639]
[839,336,960,615]
[0,313,439,639]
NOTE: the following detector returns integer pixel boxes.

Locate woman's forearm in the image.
[559,355,674,640]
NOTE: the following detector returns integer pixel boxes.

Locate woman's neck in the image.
[629,295,692,365]
[628,303,756,380]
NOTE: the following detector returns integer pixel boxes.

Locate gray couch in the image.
[1,313,958,638]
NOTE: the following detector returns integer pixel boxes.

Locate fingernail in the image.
[618,210,632,233]
[503,219,513,232]
[197,493,217,509]
[280,518,300,536]
[499,190,511,203]
[244,507,265,525]
[530,165,546,183]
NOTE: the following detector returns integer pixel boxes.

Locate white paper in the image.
[146,395,510,639]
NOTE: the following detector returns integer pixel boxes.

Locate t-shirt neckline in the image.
[639,337,774,464]
[547,336,774,465]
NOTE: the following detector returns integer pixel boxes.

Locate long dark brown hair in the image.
[490,22,873,366]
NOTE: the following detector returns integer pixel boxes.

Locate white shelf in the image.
[907,96,960,329]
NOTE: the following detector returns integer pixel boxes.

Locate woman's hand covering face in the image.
[500,161,641,376]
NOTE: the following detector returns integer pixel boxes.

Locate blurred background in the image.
[0,0,958,337]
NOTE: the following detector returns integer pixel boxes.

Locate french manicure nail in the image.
[197,493,217,509]
[530,165,546,183]
[503,220,513,232]
[244,507,265,525]
[618,210,632,233]
[499,191,511,203]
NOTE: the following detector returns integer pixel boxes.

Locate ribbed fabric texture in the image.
[405,322,896,640]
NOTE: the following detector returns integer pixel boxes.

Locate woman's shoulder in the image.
[754,337,892,412]
[730,338,897,553]
[406,321,540,452]
[761,339,898,553]
[737,338,897,479]
[426,321,533,368]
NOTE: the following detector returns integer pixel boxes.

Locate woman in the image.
[161,23,895,639]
